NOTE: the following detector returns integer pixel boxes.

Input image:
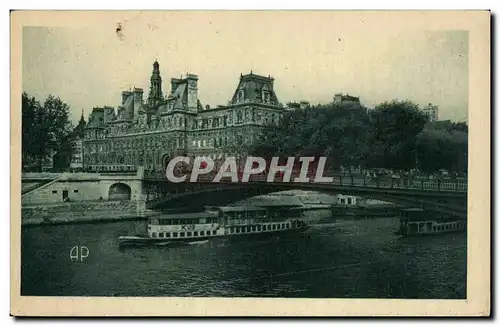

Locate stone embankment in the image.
[21,200,156,226]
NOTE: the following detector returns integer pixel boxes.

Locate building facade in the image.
[286,101,310,111]
[423,103,439,122]
[83,61,285,172]
[333,93,360,105]
[70,111,86,171]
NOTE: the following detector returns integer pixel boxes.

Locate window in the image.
[160,232,165,238]
[166,233,171,238]
[52,190,57,194]
[152,232,157,237]
[257,225,261,231]
[236,227,240,233]
[251,226,256,232]
[272,224,276,230]
[263,225,267,231]
[194,231,198,236]
[200,231,205,236]
[347,198,352,205]
[73,189,78,193]
[187,232,192,237]
[277,224,281,230]
[173,232,178,237]
[180,232,185,237]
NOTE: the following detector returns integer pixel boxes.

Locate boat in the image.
[118,204,309,247]
[398,208,466,236]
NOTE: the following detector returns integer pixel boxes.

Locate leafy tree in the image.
[416,127,468,174]
[367,100,428,170]
[251,102,371,170]
[22,92,40,167]
[21,93,74,171]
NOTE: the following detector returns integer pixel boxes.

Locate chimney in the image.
[170,78,182,94]
[121,91,132,106]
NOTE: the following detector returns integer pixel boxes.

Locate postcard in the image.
[10,10,490,316]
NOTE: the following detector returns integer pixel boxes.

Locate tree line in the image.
[250,100,468,175]
[22,91,468,175]
[22,92,74,172]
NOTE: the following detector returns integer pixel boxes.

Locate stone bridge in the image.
[141,173,468,219]
[21,169,467,219]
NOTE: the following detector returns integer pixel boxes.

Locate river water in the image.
[21,213,466,298]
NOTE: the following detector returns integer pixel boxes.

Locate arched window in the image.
[237,89,244,102]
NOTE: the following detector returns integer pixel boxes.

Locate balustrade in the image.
[143,168,467,193]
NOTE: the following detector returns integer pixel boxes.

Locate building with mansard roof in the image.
[83,61,285,172]
[69,110,87,170]
[333,93,360,105]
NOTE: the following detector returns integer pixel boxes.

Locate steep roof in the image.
[73,111,86,138]
[229,72,279,105]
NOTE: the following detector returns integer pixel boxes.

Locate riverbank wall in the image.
[21,200,156,226]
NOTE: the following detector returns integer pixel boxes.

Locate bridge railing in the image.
[143,170,467,193]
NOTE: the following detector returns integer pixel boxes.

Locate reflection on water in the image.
[21,215,466,298]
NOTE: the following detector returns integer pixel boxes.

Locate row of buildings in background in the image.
[66,60,438,173]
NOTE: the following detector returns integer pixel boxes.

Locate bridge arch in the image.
[108,182,132,200]
[144,182,467,218]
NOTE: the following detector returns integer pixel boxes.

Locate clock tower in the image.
[147,60,163,107]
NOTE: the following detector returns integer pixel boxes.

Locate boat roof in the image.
[217,206,267,212]
[155,212,217,219]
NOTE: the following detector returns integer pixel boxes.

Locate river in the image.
[21,212,466,298]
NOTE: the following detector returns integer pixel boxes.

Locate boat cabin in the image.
[204,204,303,225]
[149,204,304,227]
[149,212,218,226]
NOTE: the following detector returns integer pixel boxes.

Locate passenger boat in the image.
[118,204,309,247]
[398,208,466,236]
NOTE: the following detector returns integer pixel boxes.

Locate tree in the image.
[250,102,372,170]
[22,92,40,168]
[21,93,74,171]
[416,127,468,174]
[367,100,428,170]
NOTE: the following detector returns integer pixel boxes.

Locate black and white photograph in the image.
[10,10,490,316]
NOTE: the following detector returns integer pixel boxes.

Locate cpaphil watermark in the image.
[164,156,333,183]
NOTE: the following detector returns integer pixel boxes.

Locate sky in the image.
[22,12,469,125]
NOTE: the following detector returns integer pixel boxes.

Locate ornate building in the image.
[83,61,285,172]
[69,110,86,171]
[423,103,439,122]
[333,93,360,105]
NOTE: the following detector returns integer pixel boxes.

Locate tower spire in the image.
[79,109,85,123]
[148,60,163,107]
